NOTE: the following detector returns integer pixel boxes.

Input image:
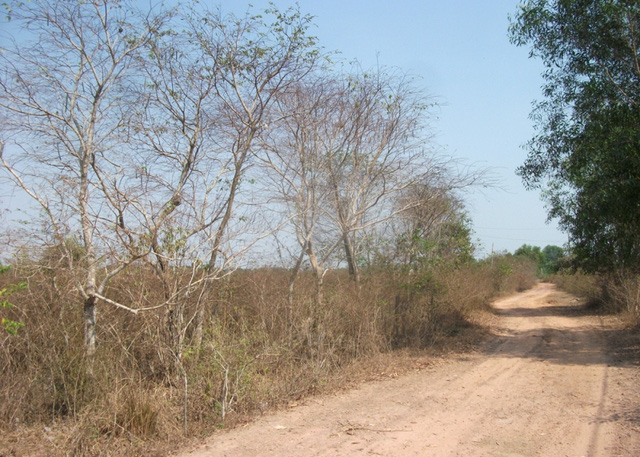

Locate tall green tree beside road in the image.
[510,0,640,272]
[514,244,565,275]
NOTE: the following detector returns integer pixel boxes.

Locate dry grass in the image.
[549,270,603,308]
[551,270,640,327]
[0,255,536,456]
[600,272,640,321]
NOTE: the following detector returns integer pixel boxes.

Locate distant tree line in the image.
[513,244,565,276]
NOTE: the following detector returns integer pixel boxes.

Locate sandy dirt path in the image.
[177,283,640,457]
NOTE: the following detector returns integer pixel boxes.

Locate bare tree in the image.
[123,4,323,356]
[118,8,224,363]
[318,67,437,284]
[270,66,491,290]
[260,67,452,298]
[0,1,321,363]
[0,0,169,359]
[259,77,341,305]
[181,4,322,351]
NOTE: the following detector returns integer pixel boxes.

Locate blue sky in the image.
[223,0,568,255]
[0,1,568,257]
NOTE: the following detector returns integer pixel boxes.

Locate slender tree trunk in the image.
[342,231,360,284]
[192,292,207,356]
[288,245,306,308]
[168,301,185,362]
[314,271,325,305]
[80,148,97,364]
[83,295,97,358]
[307,241,325,304]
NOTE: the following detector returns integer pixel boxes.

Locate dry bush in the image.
[0,262,184,455]
[550,270,603,307]
[550,269,640,326]
[489,255,538,294]
[0,252,540,456]
[436,266,497,312]
[598,272,640,325]
[0,263,88,426]
[381,255,538,349]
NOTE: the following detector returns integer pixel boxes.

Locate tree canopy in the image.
[514,243,565,275]
[542,244,565,274]
[509,0,640,272]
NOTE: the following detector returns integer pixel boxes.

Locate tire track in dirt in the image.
[176,283,640,457]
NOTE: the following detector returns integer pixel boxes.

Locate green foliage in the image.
[542,244,564,274]
[0,265,26,335]
[393,188,476,271]
[0,316,23,336]
[395,217,475,272]
[514,243,566,276]
[510,0,640,272]
[514,244,544,266]
[490,255,514,290]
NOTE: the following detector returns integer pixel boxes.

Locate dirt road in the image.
[177,283,640,456]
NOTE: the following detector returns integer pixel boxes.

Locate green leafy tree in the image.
[509,0,640,272]
[514,244,545,273]
[542,244,565,274]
